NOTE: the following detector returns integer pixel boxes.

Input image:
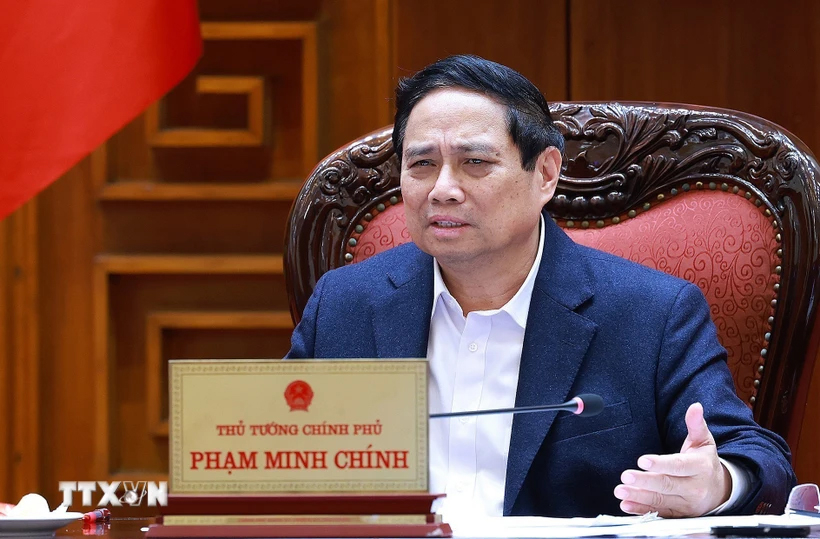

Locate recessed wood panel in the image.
[91,254,286,481]
[394,0,568,102]
[112,25,317,183]
[108,274,288,474]
[98,181,303,201]
[318,0,395,153]
[145,310,293,437]
[198,0,323,22]
[569,0,820,156]
[100,201,291,254]
[147,76,265,147]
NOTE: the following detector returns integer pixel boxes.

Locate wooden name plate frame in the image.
[146,359,450,537]
[169,359,428,493]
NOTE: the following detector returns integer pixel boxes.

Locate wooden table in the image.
[57,518,152,538]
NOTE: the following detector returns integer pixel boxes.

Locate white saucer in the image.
[0,513,83,536]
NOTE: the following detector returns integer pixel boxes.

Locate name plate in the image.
[169,359,428,493]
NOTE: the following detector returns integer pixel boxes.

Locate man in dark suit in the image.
[287,55,795,518]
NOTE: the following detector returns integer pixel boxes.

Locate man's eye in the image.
[466,158,485,165]
[411,159,432,167]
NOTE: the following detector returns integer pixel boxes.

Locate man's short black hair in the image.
[393,54,564,171]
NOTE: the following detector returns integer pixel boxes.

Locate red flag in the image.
[0,1,202,220]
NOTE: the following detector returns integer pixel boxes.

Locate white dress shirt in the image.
[427,218,545,517]
[426,217,747,518]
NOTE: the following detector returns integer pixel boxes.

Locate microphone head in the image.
[575,394,604,417]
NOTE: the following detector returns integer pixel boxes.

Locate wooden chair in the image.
[284,102,820,448]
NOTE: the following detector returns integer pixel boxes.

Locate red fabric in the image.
[352,204,412,264]
[566,191,778,404]
[352,191,778,404]
[0,1,202,220]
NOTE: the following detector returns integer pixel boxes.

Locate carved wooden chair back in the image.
[285,102,820,447]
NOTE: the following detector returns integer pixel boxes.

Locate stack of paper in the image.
[447,512,820,538]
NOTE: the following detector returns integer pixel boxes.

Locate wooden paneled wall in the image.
[1,0,819,506]
[567,0,820,490]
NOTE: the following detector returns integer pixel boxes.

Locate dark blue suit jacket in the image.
[287,215,795,517]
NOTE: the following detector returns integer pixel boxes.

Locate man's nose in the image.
[429,165,464,203]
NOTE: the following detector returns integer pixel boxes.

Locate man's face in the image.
[400,88,560,271]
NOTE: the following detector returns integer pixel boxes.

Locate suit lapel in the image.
[371,244,434,359]
[503,217,599,515]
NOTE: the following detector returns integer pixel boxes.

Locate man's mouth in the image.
[433,221,466,228]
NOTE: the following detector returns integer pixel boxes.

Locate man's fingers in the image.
[620,405,727,518]
[636,453,703,477]
[621,470,680,495]
[618,499,655,516]
[682,402,715,451]
[613,484,686,512]
[618,498,687,519]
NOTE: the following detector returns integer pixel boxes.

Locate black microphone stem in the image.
[430,402,577,419]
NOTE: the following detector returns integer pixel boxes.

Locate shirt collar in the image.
[430,214,546,329]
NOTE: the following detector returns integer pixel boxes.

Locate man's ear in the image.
[535,146,562,204]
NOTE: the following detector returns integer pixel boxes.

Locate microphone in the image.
[429,394,604,419]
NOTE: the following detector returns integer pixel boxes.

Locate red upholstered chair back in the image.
[285,103,820,447]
